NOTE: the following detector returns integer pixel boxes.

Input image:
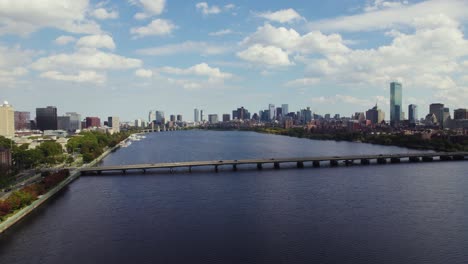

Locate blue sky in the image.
[1,0,468,121]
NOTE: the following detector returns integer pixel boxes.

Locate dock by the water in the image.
[80,152,468,175]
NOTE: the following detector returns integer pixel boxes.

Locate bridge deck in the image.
[79,152,468,174]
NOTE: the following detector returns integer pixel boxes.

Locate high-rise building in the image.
[148,111,156,123]
[108,116,120,132]
[57,116,71,131]
[366,104,385,125]
[155,111,165,123]
[222,114,230,122]
[66,112,82,131]
[194,108,200,122]
[208,114,218,124]
[354,112,366,122]
[390,82,402,126]
[408,104,418,125]
[276,107,283,119]
[85,117,101,128]
[200,110,205,122]
[268,104,275,121]
[170,115,176,122]
[135,119,143,128]
[429,103,444,127]
[281,104,289,116]
[36,106,57,131]
[0,101,15,137]
[232,107,250,120]
[14,111,30,131]
[454,109,468,120]
[300,107,312,124]
[442,108,450,128]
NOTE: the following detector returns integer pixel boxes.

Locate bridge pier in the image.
[257,163,263,170]
[142,169,146,174]
[330,160,338,167]
[313,161,320,167]
[390,157,400,163]
[440,155,452,161]
[122,169,126,174]
[189,166,192,173]
[453,155,465,160]
[274,162,280,170]
[215,165,219,172]
[297,161,304,168]
[409,157,420,162]
[422,156,433,162]
[361,159,370,165]
[344,160,353,166]
[97,171,102,175]
[233,164,237,171]
[377,158,387,164]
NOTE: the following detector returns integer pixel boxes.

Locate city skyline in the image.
[1,0,468,120]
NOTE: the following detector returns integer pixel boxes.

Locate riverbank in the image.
[201,127,468,152]
[0,135,132,234]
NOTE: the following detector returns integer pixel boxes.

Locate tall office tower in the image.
[222,114,230,122]
[276,107,283,119]
[85,117,101,128]
[177,115,182,122]
[0,101,15,137]
[454,109,468,120]
[66,112,82,131]
[442,108,450,128]
[282,104,289,116]
[200,110,205,122]
[354,112,366,122]
[390,82,402,127]
[300,107,312,124]
[36,106,58,131]
[194,108,200,122]
[170,115,176,122]
[268,104,276,121]
[429,103,444,127]
[155,111,165,122]
[14,111,30,131]
[108,116,120,132]
[148,111,156,123]
[57,116,71,131]
[233,107,249,120]
[408,104,418,125]
[135,119,143,128]
[208,114,218,124]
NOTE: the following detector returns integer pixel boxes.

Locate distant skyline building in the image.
[429,103,444,127]
[194,108,200,122]
[57,116,71,131]
[148,111,156,123]
[222,114,230,122]
[155,111,165,122]
[268,104,275,121]
[442,107,451,128]
[366,104,385,124]
[135,119,143,128]
[282,104,289,116]
[390,82,402,127]
[14,111,30,131]
[66,112,82,131]
[36,106,57,131]
[208,114,218,124]
[108,116,120,132]
[85,117,101,128]
[0,101,15,137]
[200,110,205,122]
[408,104,418,125]
[177,115,182,122]
[454,108,468,120]
[170,115,176,122]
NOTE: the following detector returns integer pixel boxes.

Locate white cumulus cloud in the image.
[135,68,153,78]
[76,35,116,50]
[237,44,292,67]
[54,36,77,46]
[92,8,119,20]
[134,0,166,20]
[256,8,304,23]
[40,70,106,84]
[130,19,177,38]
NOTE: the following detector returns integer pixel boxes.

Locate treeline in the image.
[66,131,130,163]
[237,127,468,152]
[0,169,69,221]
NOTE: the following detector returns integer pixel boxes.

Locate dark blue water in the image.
[1,130,467,264]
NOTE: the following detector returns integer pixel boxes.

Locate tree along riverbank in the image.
[200,127,468,152]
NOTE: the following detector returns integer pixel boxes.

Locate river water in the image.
[1,130,467,264]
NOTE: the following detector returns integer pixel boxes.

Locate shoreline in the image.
[0,135,132,235]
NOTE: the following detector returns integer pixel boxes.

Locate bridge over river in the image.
[79,151,468,175]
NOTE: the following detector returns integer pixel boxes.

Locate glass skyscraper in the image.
[390,82,402,126]
[408,104,417,125]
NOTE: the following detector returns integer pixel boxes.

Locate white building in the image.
[108,116,120,133]
[0,101,15,138]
